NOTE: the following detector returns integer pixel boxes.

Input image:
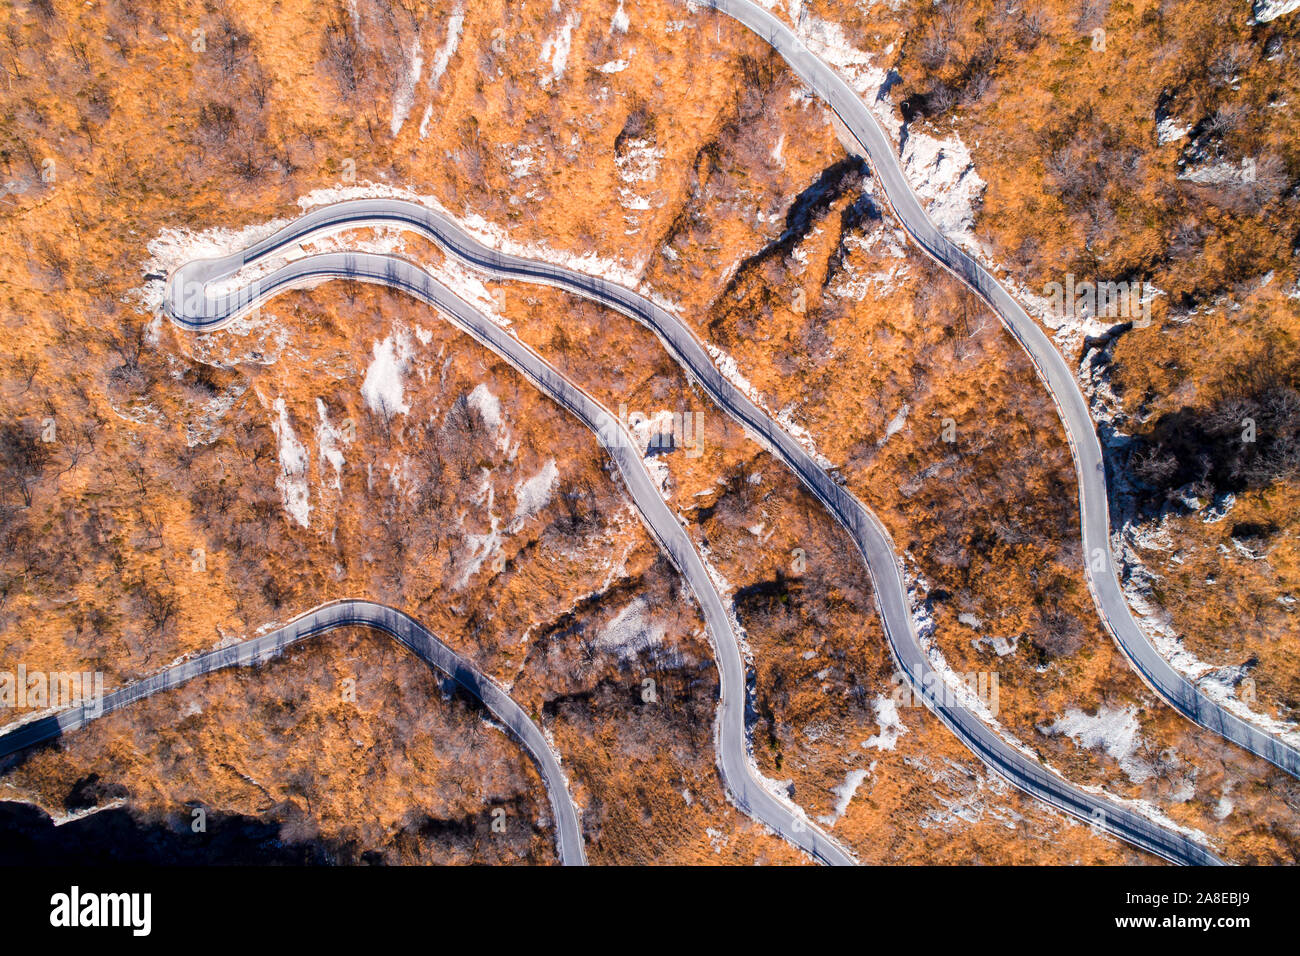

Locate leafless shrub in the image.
[1045,142,1102,205]
[1131,446,1179,488]
[197,100,237,141]
[108,319,147,373]
[138,580,178,635]
[962,68,993,105]
[0,421,49,507]
[1168,221,1202,260]
[1073,0,1110,33]
[1032,608,1085,659]
[1129,350,1300,504]
[1209,44,1250,88]
[262,575,293,610]
[214,15,252,76]
[919,29,951,73]
[1205,103,1246,140]
[928,83,957,114]
[1242,153,1290,209]
[248,62,272,110]
[556,476,598,537]
[1016,9,1046,49]
[229,125,268,181]
[34,238,71,289]
[321,8,363,98]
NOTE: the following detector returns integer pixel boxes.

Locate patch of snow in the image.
[428,1,466,89]
[48,798,128,827]
[705,827,728,853]
[616,136,663,215]
[1115,525,1300,748]
[431,256,506,323]
[1214,790,1234,820]
[1075,782,1216,850]
[270,397,311,528]
[862,696,908,751]
[900,132,986,245]
[596,599,666,661]
[704,343,835,470]
[506,143,539,180]
[315,399,350,491]
[1202,493,1236,523]
[1041,704,1153,784]
[1016,275,1164,358]
[468,382,502,430]
[512,458,559,522]
[454,468,504,590]
[361,329,414,418]
[879,402,909,445]
[818,768,870,826]
[908,567,992,726]
[907,753,1022,832]
[1178,160,1253,185]
[132,217,294,318]
[826,213,913,300]
[1157,116,1192,145]
[776,4,986,248]
[1255,0,1300,22]
[183,381,247,447]
[973,634,1021,657]
[539,12,580,87]
[294,181,659,300]
[899,564,1215,848]
[390,36,424,138]
[617,139,662,184]
[611,0,630,33]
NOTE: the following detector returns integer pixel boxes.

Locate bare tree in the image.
[139,580,178,635]
[321,6,363,98]
[0,421,50,507]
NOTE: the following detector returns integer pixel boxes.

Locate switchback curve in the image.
[166,208,1220,865]
[0,599,587,866]
[704,0,1300,779]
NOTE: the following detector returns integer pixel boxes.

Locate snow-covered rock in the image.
[1255,0,1300,23]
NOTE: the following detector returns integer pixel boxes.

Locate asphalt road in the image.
[170,248,856,865]
[0,600,587,866]
[165,207,1219,864]
[702,0,1300,779]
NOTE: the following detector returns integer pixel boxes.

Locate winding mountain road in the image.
[0,600,587,865]
[4,0,1265,869]
[169,248,857,866]
[165,204,1219,864]
[703,0,1300,779]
